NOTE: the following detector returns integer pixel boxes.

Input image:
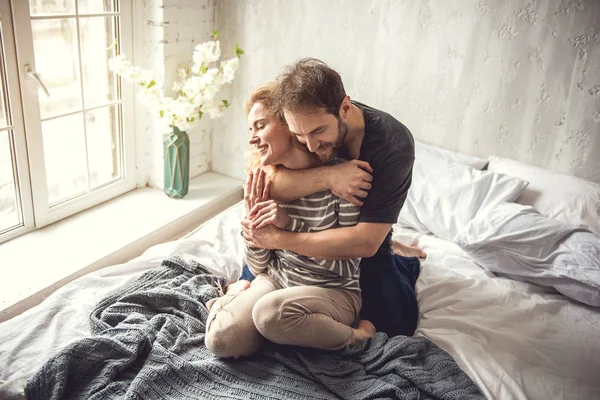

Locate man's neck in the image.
[342,103,365,160]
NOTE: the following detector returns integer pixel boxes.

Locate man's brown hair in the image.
[275,58,346,117]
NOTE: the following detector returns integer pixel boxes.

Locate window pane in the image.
[31,19,82,119]
[29,0,76,16]
[80,17,118,108]
[0,131,20,232]
[0,73,7,128]
[42,113,88,204]
[87,105,121,188]
[78,0,115,14]
[0,21,8,128]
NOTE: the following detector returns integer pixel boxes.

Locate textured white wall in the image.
[212,0,600,183]
[136,0,215,188]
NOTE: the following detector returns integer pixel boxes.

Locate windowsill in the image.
[0,172,243,322]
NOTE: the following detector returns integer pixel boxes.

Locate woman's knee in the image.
[205,327,234,358]
[252,293,286,339]
[205,302,263,358]
[252,292,303,344]
[205,322,263,358]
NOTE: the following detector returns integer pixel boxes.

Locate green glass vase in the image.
[163,126,190,198]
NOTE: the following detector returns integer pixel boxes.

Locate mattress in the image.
[1,201,599,399]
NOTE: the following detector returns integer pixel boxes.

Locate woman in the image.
[205,83,376,358]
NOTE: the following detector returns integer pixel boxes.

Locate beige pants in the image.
[205,273,361,358]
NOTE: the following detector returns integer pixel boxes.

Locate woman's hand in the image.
[244,168,271,215]
[249,200,291,230]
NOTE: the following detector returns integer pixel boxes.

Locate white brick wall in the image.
[135,0,216,189]
[212,0,600,183]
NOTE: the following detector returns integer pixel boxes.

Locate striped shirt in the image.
[245,190,362,292]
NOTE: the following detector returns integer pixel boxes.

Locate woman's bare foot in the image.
[351,320,376,346]
[225,280,251,295]
[392,240,427,259]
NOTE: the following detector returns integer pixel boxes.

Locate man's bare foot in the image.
[225,280,251,295]
[351,320,376,346]
[392,240,427,259]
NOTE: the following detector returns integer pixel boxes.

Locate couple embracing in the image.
[206,58,426,358]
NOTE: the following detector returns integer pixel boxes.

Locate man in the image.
[243,58,424,337]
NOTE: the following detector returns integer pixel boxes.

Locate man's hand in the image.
[244,168,271,214]
[248,200,291,230]
[325,160,373,206]
[241,218,282,249]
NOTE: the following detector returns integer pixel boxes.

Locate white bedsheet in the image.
[400,231,600,400]
[1,201,599,399]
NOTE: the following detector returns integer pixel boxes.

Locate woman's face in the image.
[247,102,290,166]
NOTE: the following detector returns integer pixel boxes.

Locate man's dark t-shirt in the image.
[340,101,415,255]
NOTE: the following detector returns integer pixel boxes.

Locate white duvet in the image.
[1,202,599,399]
[407,232,600,400]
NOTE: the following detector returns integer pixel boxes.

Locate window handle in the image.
[25,64,50,97]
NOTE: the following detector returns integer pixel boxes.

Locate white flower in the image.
[181,75,203,100]
[140,69,155,84]
[108,38,239,131]
[171,100,193,120]
[201,101,224,119]
[107,54,123,67]
[108,54,155,85]
[202,84,219,103]
[181,68,222,105]
[200,68,220,86]
[137,85,162,108]
[177,65,188,79]
[172,80,182,93]
[221,57,239,83]
[192,41,221,67]
[123,66,145,83]
[107,54,130,74]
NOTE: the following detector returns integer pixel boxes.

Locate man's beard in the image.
[315,118,348,163]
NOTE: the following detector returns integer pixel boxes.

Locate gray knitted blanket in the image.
[25,256,483,400]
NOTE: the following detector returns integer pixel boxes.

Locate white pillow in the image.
[454,202,600,307]
[398,151,528,241]
[416,141,488,170]
[488,156,600,235]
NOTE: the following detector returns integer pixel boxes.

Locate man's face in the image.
[284,108,347,163]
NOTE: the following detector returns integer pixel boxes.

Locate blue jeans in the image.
[358,254,420,337]
[239,264,257,282]
[239,253,420,338]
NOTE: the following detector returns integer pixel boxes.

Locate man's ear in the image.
[339,96,352,118]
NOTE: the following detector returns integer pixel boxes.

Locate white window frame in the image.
[0,0,35,243]
[11,0,136,229]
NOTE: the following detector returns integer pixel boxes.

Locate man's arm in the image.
[286,217,362,274]
[243,221,392,259]
[267,160,374,205]
[267,166,329,202]
[280,222,390,259]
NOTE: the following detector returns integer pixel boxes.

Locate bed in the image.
[1,147,599,399]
